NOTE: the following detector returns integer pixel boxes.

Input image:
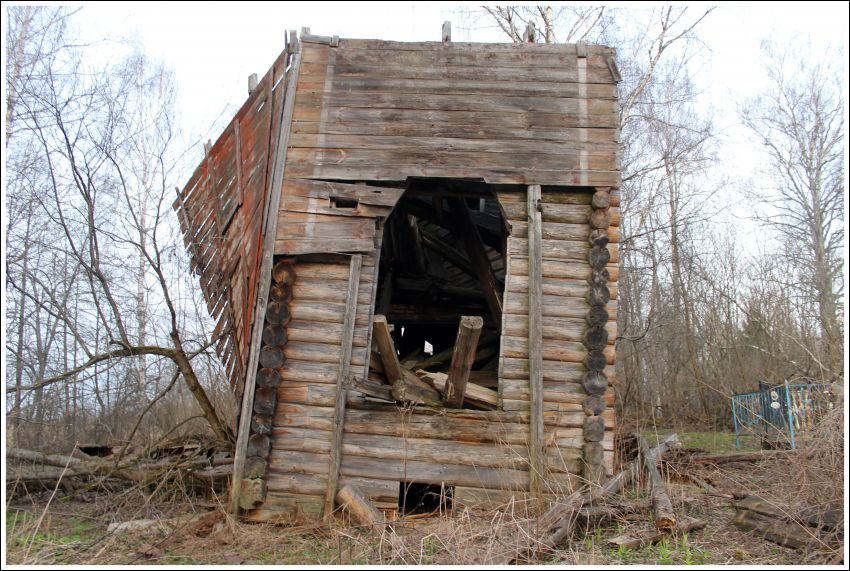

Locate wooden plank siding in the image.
[283,39,620,186]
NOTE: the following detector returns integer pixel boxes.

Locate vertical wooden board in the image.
[527,184,544,494]
[325,254,363,519]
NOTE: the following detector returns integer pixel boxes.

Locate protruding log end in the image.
[584,415,605,442]
[253,387,277,415]
[592,190,611,209]
[590,209,611,229]
[259,345,285,369]
[584,350,608,372]
[583,371,608,395]
[269,282,293,302]
[238,478,267,510]
[583,395,607,416]
[256,367,282,389]
[251,413,274,434]
[272,259,297,284]
[247,433,271,459]
[589,228,610,248]
[589,246,612,270]
[265,302,291,326]
[244,456,268,479]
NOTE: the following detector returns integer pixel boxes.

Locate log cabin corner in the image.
[174,25,621,523]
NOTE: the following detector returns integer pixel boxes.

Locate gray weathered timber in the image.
[527,184,545,495]
[324,254,362,520]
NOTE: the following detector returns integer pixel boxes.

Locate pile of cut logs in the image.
[353,314,496,410]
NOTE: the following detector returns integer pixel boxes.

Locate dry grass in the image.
[6,412,845,565]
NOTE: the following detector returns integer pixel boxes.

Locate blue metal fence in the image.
[731,381,832,450]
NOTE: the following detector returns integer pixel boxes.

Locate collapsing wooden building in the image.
[174,26,621,521]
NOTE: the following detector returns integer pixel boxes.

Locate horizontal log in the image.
[508,237,618,264]
[500,335,615,364]
[290,131,619,157]
[273,403,597,445]
[303,41,615,70]
[501,203,621,226]
[503,314,616,344]
[510,257,620,282]
[270,449,577,491]
[293,119,618,145]
[501,358,616,383]
[608,517,705,549]
[244,493,323,523]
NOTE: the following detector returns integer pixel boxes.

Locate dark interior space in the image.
[371,179,509,408]
[399,481,453,515]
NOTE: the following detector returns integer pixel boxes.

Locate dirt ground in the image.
[5,454,843,566]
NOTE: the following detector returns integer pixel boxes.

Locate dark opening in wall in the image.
[399,481,453,515]
[372,178,509,410]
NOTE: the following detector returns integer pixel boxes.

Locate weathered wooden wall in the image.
[178,32,622,518]
[283,38,620,187]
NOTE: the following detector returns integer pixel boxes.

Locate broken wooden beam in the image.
[351,376,394,402]
[447,197,503,322]
[336,484,385,528]
[391,369,443,407]
[417,370,497,410]
[372,315,403,382]
[638,436,676,530]
[443,316,484,408]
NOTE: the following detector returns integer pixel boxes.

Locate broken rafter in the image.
[446,197,503,322]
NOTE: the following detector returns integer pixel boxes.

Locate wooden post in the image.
[442,21,451,42]
[527,184,544,494]
[373,315,403,383]
[638,436,677,530]
[443,316,484,408]
[324,254,362,520]
[229,34,301,516]
[248,73,258,94]
[524,22,536,43]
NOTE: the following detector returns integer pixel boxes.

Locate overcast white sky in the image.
[66,2,848,154]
